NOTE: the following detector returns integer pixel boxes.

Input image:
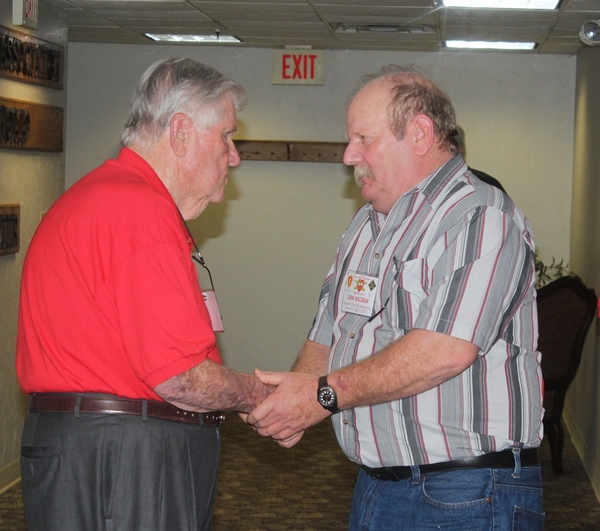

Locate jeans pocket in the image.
[421,469,492,508]
[513,505,545,531]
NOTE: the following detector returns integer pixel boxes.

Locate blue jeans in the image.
[349,459,544,530]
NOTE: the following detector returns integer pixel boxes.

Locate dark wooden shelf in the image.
[234,140,347,163]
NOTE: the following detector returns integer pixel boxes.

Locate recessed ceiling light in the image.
[442,0,559,9]
[145,33,242,44]
[334,23,436,34]
[446,40,536,50]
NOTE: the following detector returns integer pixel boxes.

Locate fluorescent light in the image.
[442,0,559,9]
[446,40,536,50]
[145,34,242,44]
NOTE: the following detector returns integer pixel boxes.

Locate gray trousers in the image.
[21,410,220,531]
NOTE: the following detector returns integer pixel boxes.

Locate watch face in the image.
[318,387,336,407]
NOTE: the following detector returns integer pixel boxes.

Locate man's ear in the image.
[409,114,435,156]
[170,113,191,157]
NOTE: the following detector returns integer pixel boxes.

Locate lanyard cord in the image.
[180,215,216,292]
[192,246,216,292]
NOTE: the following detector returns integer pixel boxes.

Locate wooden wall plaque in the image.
[0,204,19,256]
[0,25,64,90]
[0,97,63,152]
[235,140,347,163]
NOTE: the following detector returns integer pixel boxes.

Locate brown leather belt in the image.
[361,447,540,481]
[29,393,225,426]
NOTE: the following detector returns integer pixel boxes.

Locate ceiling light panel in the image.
[442,0,560,9]
[334,24,436,33]
[446,39,536,49]
[145,33,242,43]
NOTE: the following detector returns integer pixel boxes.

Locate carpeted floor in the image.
[1,415,599,530]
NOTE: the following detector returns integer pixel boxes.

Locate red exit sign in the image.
[13,0,39,29]
[272,50,324,85]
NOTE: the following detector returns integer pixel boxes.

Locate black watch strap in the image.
[317,375,340,414]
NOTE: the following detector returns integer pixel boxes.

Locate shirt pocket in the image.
[396,258,428,309]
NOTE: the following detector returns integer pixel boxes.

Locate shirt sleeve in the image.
[308,262,337,347]
[111,241,220,390]
[414,205,536,353]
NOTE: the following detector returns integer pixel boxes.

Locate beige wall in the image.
[65,44,576,374]
[566,45,600,500]
[0,0,67,490]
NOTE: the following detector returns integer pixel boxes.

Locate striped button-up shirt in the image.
[308,155,544,467]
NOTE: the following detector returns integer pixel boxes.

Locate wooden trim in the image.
[0,97,63,152]
[234,140,347,163]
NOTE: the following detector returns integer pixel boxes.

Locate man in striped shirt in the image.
[249,65,544,530]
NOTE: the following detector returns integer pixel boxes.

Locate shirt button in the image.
[374,253,380,259]
[343,418,349,425]
[349,332,355,339]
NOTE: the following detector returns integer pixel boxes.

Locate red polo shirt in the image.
[17,148,221,400]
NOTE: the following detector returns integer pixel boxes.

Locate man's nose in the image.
[229,140,241,167]
[343,142,361,166]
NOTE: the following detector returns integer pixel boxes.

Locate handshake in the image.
[242,369,333,448]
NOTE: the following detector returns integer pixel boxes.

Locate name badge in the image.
[203,289,224,332]
[341,271,378,317]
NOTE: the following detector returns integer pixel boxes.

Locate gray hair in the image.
[120,57,247,149]
[351,65,457,152]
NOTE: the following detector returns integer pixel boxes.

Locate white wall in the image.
[66,44,576,374]
[567,45,600,500]
[0,0,67,490]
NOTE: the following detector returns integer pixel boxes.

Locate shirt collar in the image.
[365,154,469,229]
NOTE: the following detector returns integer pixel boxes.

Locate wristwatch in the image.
[317,375,340,414]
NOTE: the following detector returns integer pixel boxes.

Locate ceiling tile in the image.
[53,0,589,54]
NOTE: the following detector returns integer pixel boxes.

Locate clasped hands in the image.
[244,370,331,448]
